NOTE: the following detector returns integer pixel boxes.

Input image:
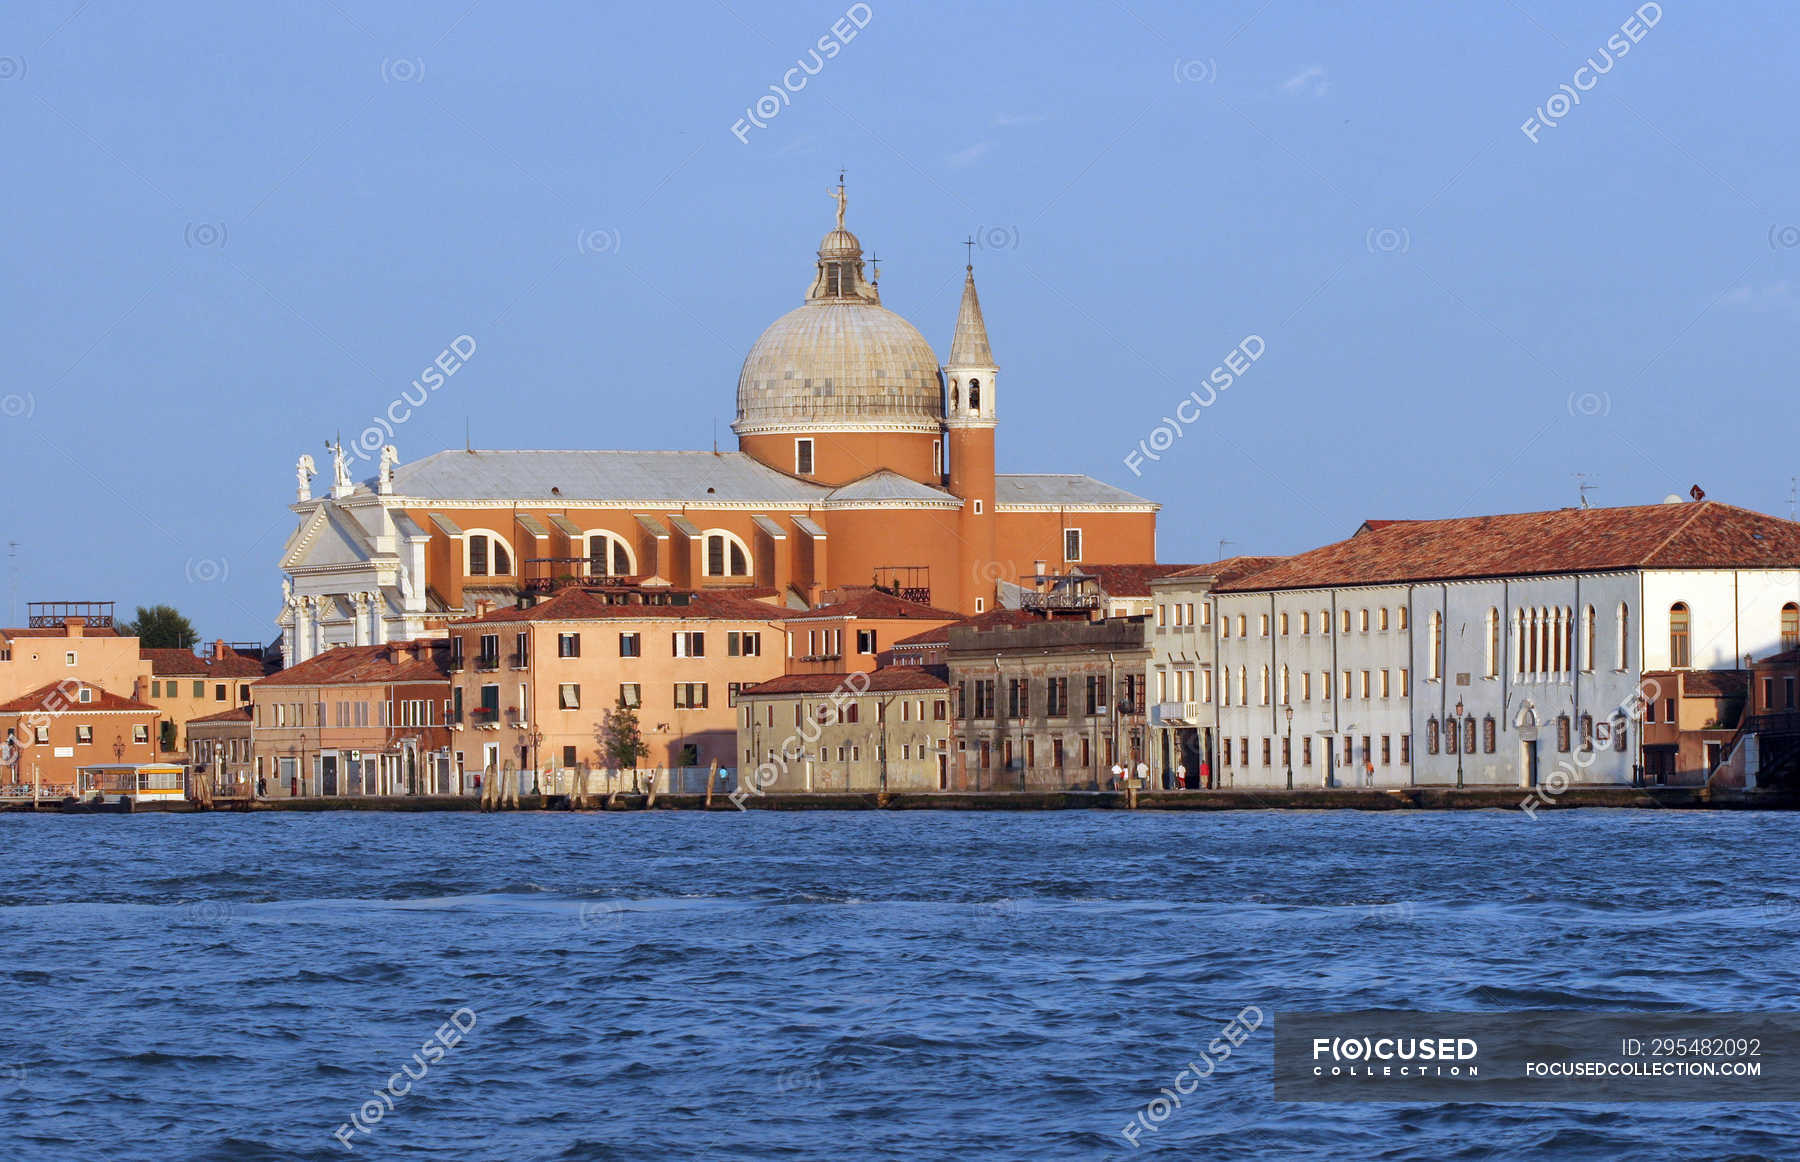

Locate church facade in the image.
[277,183,1157,661]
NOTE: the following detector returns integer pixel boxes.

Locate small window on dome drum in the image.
[795,438,814,475]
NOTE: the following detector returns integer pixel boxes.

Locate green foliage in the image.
[598,695,650,770]
[123,605,198,650]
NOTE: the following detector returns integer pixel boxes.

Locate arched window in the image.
[1580,713,1594,751]
[1617,602,1630,671]
[704,530,751,577]
[1485,608,1500,678]
[1238,666,1248,707]
[1427,718,1441,754]
[1397,606,1409,631]
[1428,611,1443,680]
[1669,602,1691,668]
[1582,605,1596,672]
[950,383,959,410]
[1219,667,1230,706]
[1321,609,1331,636]
[1464,718,1477,755]
[1483,716,1497,753]
[1279,665,1290,704]
[586,532,635,578]
[1556,714,1571,752]
[968,378,981,409]
[1300,610,1311,635]
[466,532,514,577]
[1783,603,1799,651]
[1259,665,1270,706]
[1445,715,1458,754]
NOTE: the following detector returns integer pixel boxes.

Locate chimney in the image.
[213,638,228,662]
[64,617,85,639]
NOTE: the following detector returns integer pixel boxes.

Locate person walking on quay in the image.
[1198,758,1211,790]
[1363,757,1375,787]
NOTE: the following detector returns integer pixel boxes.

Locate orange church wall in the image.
[740,430,939,487]
[821,507,972,611]
[992,510,1158,576]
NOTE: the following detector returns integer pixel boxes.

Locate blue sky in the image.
[3,0,1795,638]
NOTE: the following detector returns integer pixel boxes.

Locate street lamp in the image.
[1284,705,1294,790]
[1454,697,1465,789]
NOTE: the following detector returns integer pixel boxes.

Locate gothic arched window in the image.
[968,378,980,409]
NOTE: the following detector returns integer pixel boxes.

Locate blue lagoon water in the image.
[2,809,1798,1160]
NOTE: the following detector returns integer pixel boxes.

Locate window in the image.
[1381,735,1391,765]
[1300,611,1311,635]
[934,699,947,721]
[1237,614,1248,637]
[1047,677,1069,717]
[33,725,47,744]
[151,680,161,697]
[558,633,581,658]
[673,683,708,708]
[856,629,877,655]
[1237,666,1247,706]
[561,745,578,768]
[1359,608,1369,632]
[968,378,981,408]
[1279,666,1290,705]
[1258,666,1270,706]
[66,651,78,666]
[586,532,634,577]
[1240,738,1249,765]
[1483,716,1496,753]
[973,499,983,515]
[619,683,642,708]
[617,632,642,658]
[1340,609,1351,634]
[478,633,500,668]
[1379,669,1391,698]
[1401,734,1410,763]
[1259,613,1270,637]
[514,632,529,668]
[1064,528,1082,562]
[1378,607,1389,631]
[78,687,92,704]
[1085,674,1107,715]
[704,531,751,577]
[673,631,705,658]
[1580,713,1594,751]
[1008,678,1030,718]
[1428,612,1443,680]
[1300,671,1311,701]
[558,683,581,710]
[1617,603,1630,670]
[1303,737,1313,765]
[1785,603,1800,651]
[795,438,815,475]
[1278,612,1289,635]
[1485,608,1500,678]
[193,680,205,697]
[466,532,513,576]
[1669,603,1691,669]
[1400,668,1410,696]
[73,724,94,743]
[1464,718,1477,755]
[1398,607,1408,630]
[1427,718,1440,754]
[727,631,761,657]
[1320,610,1330,636]
[1261,739,1272,766]
[133,724,148,743]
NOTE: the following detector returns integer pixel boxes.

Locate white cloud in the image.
[947,141,992,168]
[1281,66,1329,97]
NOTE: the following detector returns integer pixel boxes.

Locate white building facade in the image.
[1210,502,1800,789]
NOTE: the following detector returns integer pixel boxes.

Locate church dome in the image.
[733,182,944,435]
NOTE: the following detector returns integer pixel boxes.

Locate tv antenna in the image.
[1575,473,1597,508]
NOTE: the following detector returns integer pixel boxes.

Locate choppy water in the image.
[2,809,1798,1160]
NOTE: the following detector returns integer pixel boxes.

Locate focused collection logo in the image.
[1311,1034,1480,1078]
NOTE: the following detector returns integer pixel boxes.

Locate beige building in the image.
[142,640,268,753]
[447,585,790,783]
[187,705,255,794]
[0,605,151,707]
[735,668,952,792]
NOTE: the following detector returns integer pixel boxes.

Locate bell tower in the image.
[943,253,1000,609]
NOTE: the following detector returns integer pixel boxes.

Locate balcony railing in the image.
[470,707,500,726]
[1020,590,1102,613]
[474,655,501,672]
[508,652,529,670]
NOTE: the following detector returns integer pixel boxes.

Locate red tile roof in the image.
[892,607,1043,648]
[1215,503,1800,592]
[256,640,452,688]
[1065,564,1196,597]
[1166,556,1291,584]
[188,705,254,725]
[786,589,961,622]
[453,588,785,625]
[0,682,156,714]
[739,668,950,695]
[0,625,120,638]
[1683,670,1748,699]
[143,647,267,678]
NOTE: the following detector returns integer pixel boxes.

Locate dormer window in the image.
[78,686,92,703]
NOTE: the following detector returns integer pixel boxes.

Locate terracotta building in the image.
[276,181,1159,661]
[251,638,453,797]
[735,667,952,792]
[0,680,159,796]
[141,640,269,753]
[0,604,151,707]
[1639,668,1747,784]
[781,589,959,675]
[446,586,790,784]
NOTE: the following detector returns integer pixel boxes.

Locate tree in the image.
[123,605,198,650]
[597,695,650,771]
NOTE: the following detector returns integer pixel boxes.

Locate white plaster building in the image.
[1210,501,1800,789]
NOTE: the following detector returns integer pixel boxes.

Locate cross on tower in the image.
[964,236,976,270]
